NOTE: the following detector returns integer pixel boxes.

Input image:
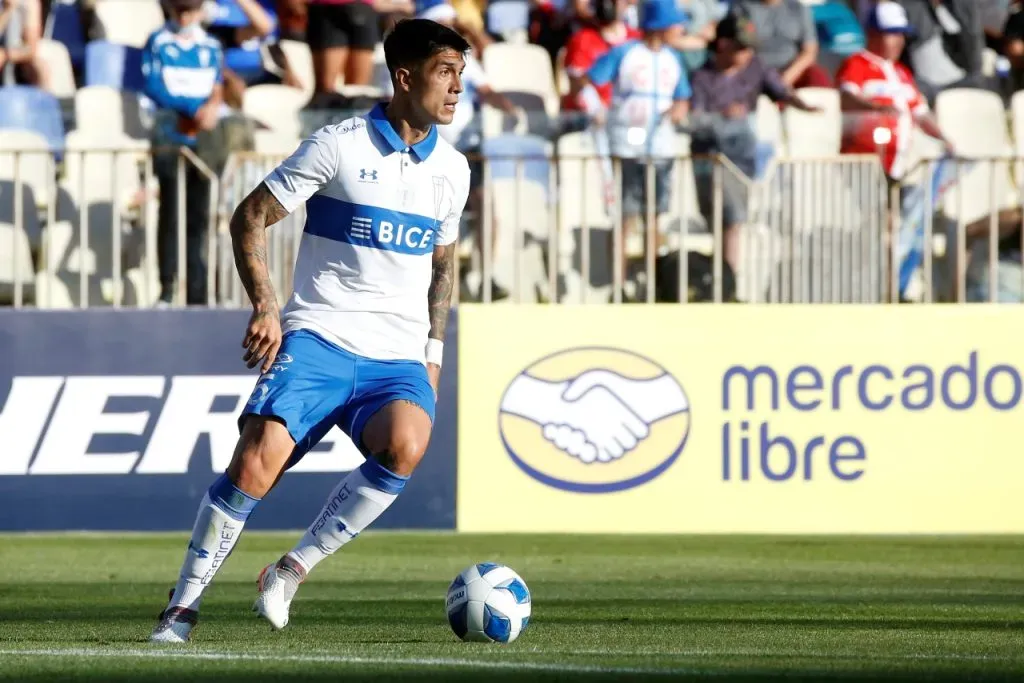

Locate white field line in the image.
[0,647,1017,670]
[0,648,713,676]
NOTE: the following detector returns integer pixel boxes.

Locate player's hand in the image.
[427,363,441,398]
[195,102,219,132]
[242,307,282,373]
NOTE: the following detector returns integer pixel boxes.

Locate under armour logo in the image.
[359,169,378,181]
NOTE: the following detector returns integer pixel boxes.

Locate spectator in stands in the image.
[562,0,640,127]
[838,2,954,178]
[201,0,303,108]
[731,0,831,88]
[582,0,691,300]
[0,0,47,89]
[143,0,225,306]
[275,0,308,40]
[838,1,955,300]
[898,0,989,101]
[672,0,727,71]
[1001,2,1024,93]
[306,0,382,91]
[689,12,820,273]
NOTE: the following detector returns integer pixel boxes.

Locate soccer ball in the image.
[445,562,531,643]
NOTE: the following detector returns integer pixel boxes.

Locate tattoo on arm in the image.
[427,243,456,342]
[229,182,288,316]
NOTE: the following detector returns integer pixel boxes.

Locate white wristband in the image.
[425,338,444,366]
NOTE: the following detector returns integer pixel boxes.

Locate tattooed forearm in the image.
[229,182,288,315]
[427,243,456,341]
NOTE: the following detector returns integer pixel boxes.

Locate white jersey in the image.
[263,104,471,363]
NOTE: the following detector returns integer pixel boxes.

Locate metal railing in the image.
[1,147,1022,308]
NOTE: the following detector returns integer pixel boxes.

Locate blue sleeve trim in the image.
[208,472,261,521]
[359,458,409,495]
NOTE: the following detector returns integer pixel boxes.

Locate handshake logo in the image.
[498,348,690,494]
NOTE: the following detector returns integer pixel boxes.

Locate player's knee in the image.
[374,426,427,477]
[228,417,295,497]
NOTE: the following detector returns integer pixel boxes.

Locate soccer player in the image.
[150,18,471,644]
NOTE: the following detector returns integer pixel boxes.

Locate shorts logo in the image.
[359,168,379,183]
[498,347,690,493]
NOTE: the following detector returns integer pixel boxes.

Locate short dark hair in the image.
[383,19,471,82]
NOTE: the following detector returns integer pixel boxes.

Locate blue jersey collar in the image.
[368,103,438,161]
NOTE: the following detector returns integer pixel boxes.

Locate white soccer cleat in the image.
[150,605,198,644]
[253,562,292,630]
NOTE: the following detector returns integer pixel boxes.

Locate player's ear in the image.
[395,66,414,93]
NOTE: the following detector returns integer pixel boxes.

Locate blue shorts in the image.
[240,329,435,466]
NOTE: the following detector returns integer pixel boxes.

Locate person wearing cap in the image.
[836,1,954,181]
[689,12,820,272]
[143,0,225,306]
[580,0,692,298]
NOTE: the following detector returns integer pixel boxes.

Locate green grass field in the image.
[0,533,1021,682]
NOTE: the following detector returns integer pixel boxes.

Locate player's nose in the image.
[451,73,464,95]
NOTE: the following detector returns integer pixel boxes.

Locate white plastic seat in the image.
[75,85,150,139]
[783,87,841,158]
[58,130,150,305]
[278,39,314,99]
[94,0,164,48]
[937,88,1016,225]
[38,39,77,99]
[242,84,308,137]
[482,43,559,117]
[0,130,56,218]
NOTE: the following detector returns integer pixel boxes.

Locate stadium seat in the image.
[936,88,1016,224]
[38,40,77,100]
[74,85,150,140]
[0,130,58,219]
[85,41,145,92]
[279,39,315,100]
[45,0,87,71]
[756,95,785,158]
[783,87,841,157]
[58,130,151,306]
[242,84,308,137]
[0,86,66,153]
[481,134,550,188]
[482,43,559,117]
[555,131,613,303]
[94,0,165,49]
[0,219,36,304]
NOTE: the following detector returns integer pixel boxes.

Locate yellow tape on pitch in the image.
[457,305,1024,533]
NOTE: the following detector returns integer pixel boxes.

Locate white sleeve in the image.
[262,127,339,213]
[436,156,471,247]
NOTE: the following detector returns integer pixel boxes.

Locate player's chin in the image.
[436,104,457,124]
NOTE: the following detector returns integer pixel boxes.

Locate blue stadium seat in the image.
[47,0,86,70]
[85,41,145,92]
[0,86,66,152]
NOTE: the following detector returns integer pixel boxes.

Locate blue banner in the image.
[0,309,458,531]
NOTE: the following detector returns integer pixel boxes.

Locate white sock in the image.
[287,458,408,573]
[167,473,260,611]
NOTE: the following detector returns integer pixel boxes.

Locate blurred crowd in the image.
[3,0,1024,306]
